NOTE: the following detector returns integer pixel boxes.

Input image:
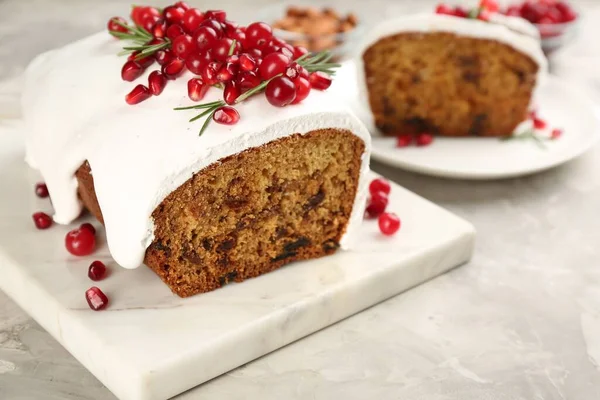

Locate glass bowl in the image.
[534,18,580,55]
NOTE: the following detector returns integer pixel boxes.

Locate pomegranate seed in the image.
[246,22,273,48]
[293,46,309,60]
[35,182,49,198]
[205,10,227,22]
[193,26,219,51]
[369,178,391,196]
[163,5,185,25]
[166,24,185,41]
[309,72,332,90]
[199,19,224,37]
[121,60,144,82]
[107,17,128,35]
[223,20,239,37]
[224,81,240,105]
[174,1,190,11]
[239,54,256,71]
[551,128,563,140]
[480,0,499,13]
[217,65,234,82]
[294,63,309,79]
[162,58,185,80]
[557,2,577,22]
[141,14,159,32]
[266,76,296,107]
[155,49,174,66]
[128,51,154,68]
[365,192,388,219]
[85,287,109,311]
[172,34,195,59]
[396,134,413,147]
[148,70,167,95]
[435,4,454,15]
[65,227,96,256]
[505,5,521,16]
[291,77,311,104]
[182,8,205,33]
[416,132,434,146]
[213,38,237,61]
[248,48,262,59]
[284,65,299,80]
[378,213,401,236]
[230,30,247,48]
[477,10,491,21]
[187,78,209,101]
[201,61,221,83]
[125,84,151,105]
[259,53,290,80]
[80,223,96,235]
[237,71,261,90]
[32,212,52,229]
[213,106,240,125]
[152,19,167,38]
[88,261,107,281]
[185,51,210,74]
[454,6,469,17]
[533,118,547,130]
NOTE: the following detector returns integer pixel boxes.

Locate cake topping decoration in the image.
[107,3,340,135]
[65,224,97,256]
[85,287,109,311]
[435,0,499,21]
[88,261,108,281]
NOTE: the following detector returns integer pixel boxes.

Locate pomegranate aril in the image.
[205,10,227,22]
[291,77,311,104]
[365,192,388,219]
[551,128,563,140]
[88,261,107,281]
[505,5,521,16]
[128,51,154,68]
[309,71,332,90]
[125,84,151,105]
[172,34,195,59]
[224,81,240,105]
[155,49,174,66]
[396,134,413,148]
[480,0,499,13]
[478,10,491,21]
[378,213,401,236]
[217,65,234,82]
[182,8,205,33]
[533,118,547,130]
[259,52,290,80]
[148,71,167,95]
[121,60,144,82]
[284,65,299,79]
[213,106,240,125]
[166,24,185,41]
[201,61,221,83]
[163,5,185,25]
[416,132,434,146]
[35,182,49,198]
[435,4,454,15]
[162,58,185,79]
[65,227,96,256]
[238,71,261,90]
[85,287,109,311]
[107,17,128,35]
[152,19,167,39]
[293,46,309,60]
[454,6,469,18]
[187,78,209,101]
[245,22,273,47]
[248,48,262,59]
[369,178,391,196]
[266,76,296,107]
[239,54,256,71]
[32,212,52,230]
[279,44,294,59]
[80,223,96,235]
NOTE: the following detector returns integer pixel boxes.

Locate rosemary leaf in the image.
[190,106,218,123]
[199,109,217,136]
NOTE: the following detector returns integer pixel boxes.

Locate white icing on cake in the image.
[355,13,548,132]
[22,32,372,269]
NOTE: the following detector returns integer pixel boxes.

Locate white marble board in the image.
[0,129,475,400]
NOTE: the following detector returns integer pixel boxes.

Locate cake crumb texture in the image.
[76,128,365,297]
[363,32,539,137]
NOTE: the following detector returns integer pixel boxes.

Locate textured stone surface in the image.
[1,0,600,399]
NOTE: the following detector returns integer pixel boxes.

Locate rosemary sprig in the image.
[111,19,169,59]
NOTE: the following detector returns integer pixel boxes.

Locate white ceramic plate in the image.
[334,63,600,180]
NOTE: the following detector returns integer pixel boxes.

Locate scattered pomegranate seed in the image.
[125,84,151,105]
[172,35,195,59]
[396,134,413,148]
[121,60,144,82]
[369,178,391,196]
[309,72,332,90]
[162,58,186,79]
[80,223,96,235]
[213,106,240,125]
[32,212,53,230]
[65,227,96,256]
[187,78,209,101]
[148,71,167,95]
[551,128,563,140]
[35,182,49,198]
[365,192,389,219]
[88,261,108,281]
[533,118,547,130]
[182,8,204,33]
[85,287,109,311]
[378,213,401,236]
[291,77,311,104]
[416,132,434,146]
[224,81,240,105]
[107,17,128,36]
[265,76,296,107]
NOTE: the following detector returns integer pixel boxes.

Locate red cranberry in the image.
[265,76,296,107]
[520,2,546,23]
[480,0,499,13]
[152,19,167,38]
[85,287,109,311]
[454,6,469,17]
[121,60,144,82]
[172,34,195,59]
[246,22,273,48]
[213,106,240,125]
[396,134,413,147]
[32,212,52,230]
[365,192,388,219]
[279,45,294,59]
[140,14,160,32]
[556,2,577,22]
[223,20,239,37]
[551,128,563,140]
[80,223,96,235]
[378,213,401,236]
[166,24,185,41]
[155,49,174,66]
[248,48,262,59]
[505,5,521,16]
[88,261,107,281]
[199,19,224,37]
[187,78,209,101]
[533,118,547,130]
[131,7,146,26]
[35,182,49,198]
[239,54,256,71]
[291,77,311,104]
[309,71,332,90]
[186,52,207,74]
[478,10,491,21]
[205,10,227,22]
[193,26,219,51]
[212,38,234,61]
[162,58,185,79]
[148,70,167,95]
[259,53,290,80]
[163,5,185,25]
[237,71,261,90]
[107,17,128,35]
[174,1,190,10]
[435,4,453,15]
[369,178,391,196]
[182,8,204,33]
[65,227,96,256]
[125,84,151,105]
[416,132,434,146]
[230,30,247,48]
[293,46,309,60]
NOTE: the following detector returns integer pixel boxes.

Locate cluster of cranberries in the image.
[504,1,577,25]
[108,3,331,126]
[365,178,401,236]
[32,183,109,310]
[436,0,499,21]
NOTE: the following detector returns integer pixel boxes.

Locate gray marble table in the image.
[2,0,600,399]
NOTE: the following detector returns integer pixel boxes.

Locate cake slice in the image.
[357,12,547,137]
[22,7,371,297]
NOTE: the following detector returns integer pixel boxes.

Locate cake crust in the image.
[76,128,365,297]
